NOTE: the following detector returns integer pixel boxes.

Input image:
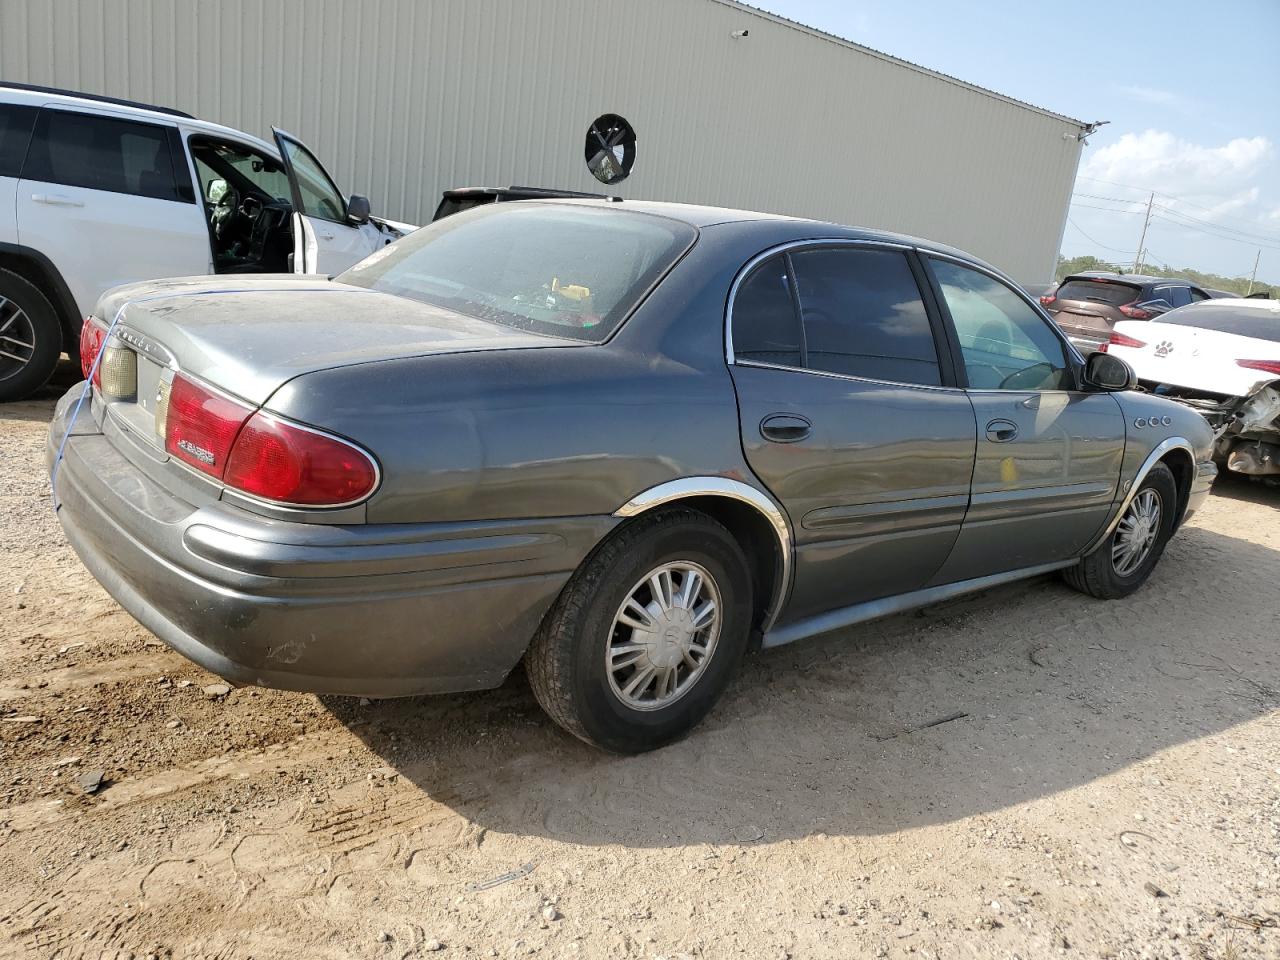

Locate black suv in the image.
[1040,273,1211,351]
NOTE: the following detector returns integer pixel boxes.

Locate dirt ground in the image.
[2,362,1278,960]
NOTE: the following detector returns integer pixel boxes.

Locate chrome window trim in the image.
[614,476,793,631]
[733,358,964,395]
[724,238,913,367]
[923,250,1088,368]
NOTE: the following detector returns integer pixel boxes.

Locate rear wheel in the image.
[525,508,753,753]
[1063,462,1178,599]
[0,269,63,403]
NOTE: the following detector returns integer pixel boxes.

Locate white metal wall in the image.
[0,0,1084,285]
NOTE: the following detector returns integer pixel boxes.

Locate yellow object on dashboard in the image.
[551,277,591,301]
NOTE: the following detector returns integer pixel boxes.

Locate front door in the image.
[272,128,372,275]
[728,243,977,623]
[923,256,1126,583]
[16,107,210,317]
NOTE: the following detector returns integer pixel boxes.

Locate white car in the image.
[0,83,413,401]
[1104,298,1280,484]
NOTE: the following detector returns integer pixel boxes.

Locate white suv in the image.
[0,83,412,401]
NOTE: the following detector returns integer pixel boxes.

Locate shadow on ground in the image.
[327,507,1279,849]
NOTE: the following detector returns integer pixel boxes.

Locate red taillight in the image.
[1237,359,1280,377]
[1104,332,1148,353]
[1039,294,1057,306]
[1118,303,1152,320]
[79,317,106,387]
[164,374,254,478]
[224,413,378,507]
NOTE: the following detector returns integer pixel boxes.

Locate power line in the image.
[1065,216,1134,253]
[1149,201,1280,245]
[1150,214,1280,252]
[1076,174,1279,234]
[1070,201,1145,214]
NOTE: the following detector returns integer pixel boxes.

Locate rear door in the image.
[15,107,210,317]
[924,256,1126,582]
[728,241,977,622]
[271,128,373,275]
[0,103,38,247]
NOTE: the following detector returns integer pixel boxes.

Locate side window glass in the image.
[931,259,1074,391]
[280,138,346,222]
[1189,288,1210,302]
[0,104,38,178]
[789,247,940,386]
[732,255,802,366]
[1166,286,1191,308]
[23,109,181,201]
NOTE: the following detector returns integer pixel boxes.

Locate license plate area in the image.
[102,351,171,452]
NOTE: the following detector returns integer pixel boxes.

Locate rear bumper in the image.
[48,385,614,697]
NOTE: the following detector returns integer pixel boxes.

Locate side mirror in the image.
[1135,298,1173,316]
[206,178,228,204]
[346,194,371,225]
[1084,351,1137,392]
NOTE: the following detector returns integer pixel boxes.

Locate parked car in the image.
[1041,273,1213,352]
[433,185,611,221]
[1102,298,1280,484]
[0,82,412,402]
[48,200,1216,753]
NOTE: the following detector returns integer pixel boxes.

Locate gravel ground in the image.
[2,361,1278,960]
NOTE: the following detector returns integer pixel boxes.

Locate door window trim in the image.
[725,238,963,392]
[921,250,1087,393]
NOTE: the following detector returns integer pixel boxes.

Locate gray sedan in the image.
[48,200,1216,753]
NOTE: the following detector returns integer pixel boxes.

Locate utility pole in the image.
[1133,192,1154,273]
[1246,250,1261,295]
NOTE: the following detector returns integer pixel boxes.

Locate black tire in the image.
[1062,462,1178,600]
[0,268,63,403]
[526,508,754,753]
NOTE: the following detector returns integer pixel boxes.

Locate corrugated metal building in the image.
[0,0,1087,285]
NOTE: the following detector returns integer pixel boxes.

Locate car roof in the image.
[538,197,987,262]
[1179,297,1280,313]
[1061,272,1194,287]
[0,82,281,157]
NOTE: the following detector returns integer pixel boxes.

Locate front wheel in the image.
[525,508,754,753]
[1063,462,1178,599]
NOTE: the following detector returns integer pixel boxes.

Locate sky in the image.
[758,0,1280,283]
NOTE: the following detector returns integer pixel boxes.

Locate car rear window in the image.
[1054,279,1140,306]
[338,203,696,343]
[1161,305,1280,343]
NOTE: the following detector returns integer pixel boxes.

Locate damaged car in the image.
[1103,297,1280,485]
[49,200,1216,752]
[0,83,412,402]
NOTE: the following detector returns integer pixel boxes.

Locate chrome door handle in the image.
[985,419,1018,442]
[318,232,335,240]
[31,193,84,207]
[760,414,811,443]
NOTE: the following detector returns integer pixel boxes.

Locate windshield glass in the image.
[337,203,696,342]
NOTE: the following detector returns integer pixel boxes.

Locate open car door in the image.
[271,127,377,275]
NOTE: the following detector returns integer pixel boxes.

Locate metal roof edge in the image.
[709,0,1088,129]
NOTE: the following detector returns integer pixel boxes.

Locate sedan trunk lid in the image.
[96,275,568,405]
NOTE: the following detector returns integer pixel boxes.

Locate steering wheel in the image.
[999,362,1061,391]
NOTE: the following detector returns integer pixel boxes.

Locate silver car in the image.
[49,200,1216,752]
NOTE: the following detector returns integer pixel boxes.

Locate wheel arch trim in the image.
[1084,436,1194,555]
[613,476,793,629]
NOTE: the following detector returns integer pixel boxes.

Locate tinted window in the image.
[1189,288,1210,302]
[1156,285,1191,308]
[732,255,802,366]
[1162,305,1280,342]
[338,203,696,343]
[790,247,940,385]
[932,259,1074,391]
[1055,278,1140,306]
[0,104,37,178]
[23,109,182,201]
